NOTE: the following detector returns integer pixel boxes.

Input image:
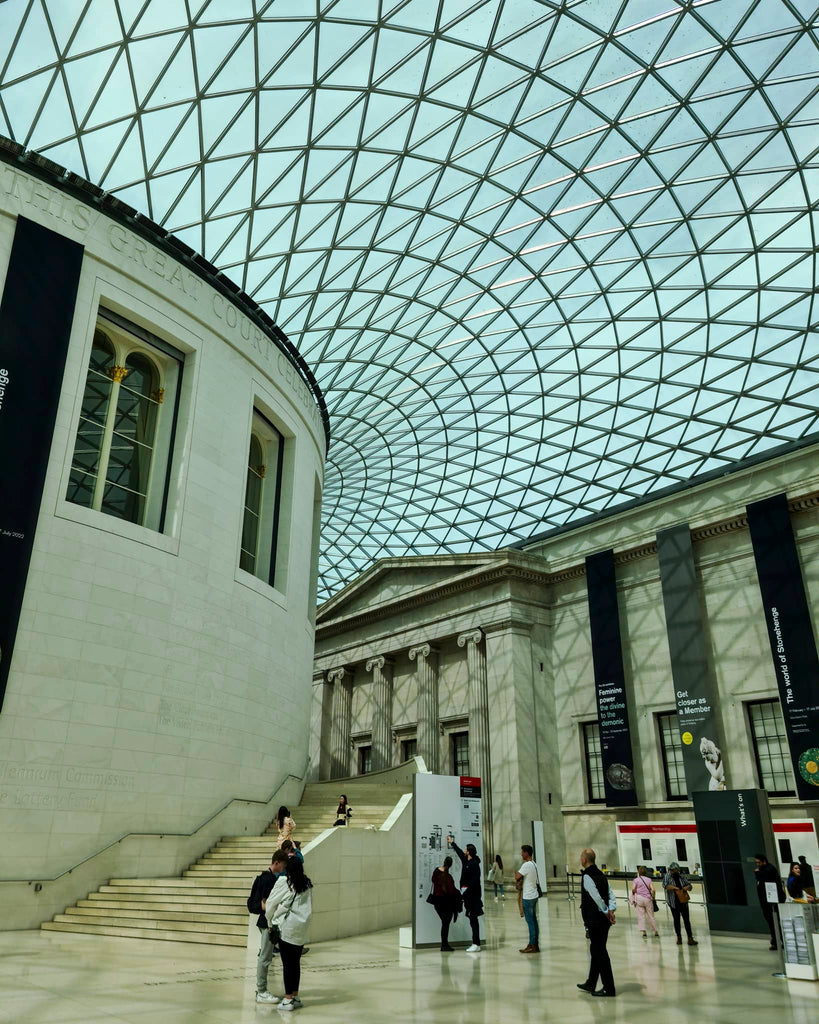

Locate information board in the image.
[412,773,484,947]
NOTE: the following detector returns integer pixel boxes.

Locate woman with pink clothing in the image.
[630,865,659,938]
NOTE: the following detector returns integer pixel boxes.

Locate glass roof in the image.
[1,0,818,603]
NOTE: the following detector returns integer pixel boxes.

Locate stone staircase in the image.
[40,779,410,946]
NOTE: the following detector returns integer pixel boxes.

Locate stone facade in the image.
[312,443,819,884]
[0,160,325,899]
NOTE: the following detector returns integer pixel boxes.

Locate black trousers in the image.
[435,907,453,946]
[586,918,615,993]
[279,939,303,994]
[467,912,481,946]
[670,901,693,938]
[761,903,779,945]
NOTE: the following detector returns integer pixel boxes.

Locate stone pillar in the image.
[366,655,394,772]
[308,671,333,781]
[328,666,353,779]
[458,628,494,859]
[484,618,565,878]
[409,642,439,773]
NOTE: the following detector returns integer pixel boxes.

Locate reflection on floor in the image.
[1,895,816,1023]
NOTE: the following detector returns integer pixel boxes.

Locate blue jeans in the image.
[522,897,539,946]
[493,882,505,897]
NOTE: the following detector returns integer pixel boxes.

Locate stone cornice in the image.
[315,489,819,640]
[316,560,552,640]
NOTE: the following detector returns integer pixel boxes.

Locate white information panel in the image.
[413,773,484,947]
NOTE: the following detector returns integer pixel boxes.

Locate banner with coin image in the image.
[586,549,638,806]
[657,523,727,795]
[747,493,819,801]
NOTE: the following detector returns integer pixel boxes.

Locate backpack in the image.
[247,874,265,915]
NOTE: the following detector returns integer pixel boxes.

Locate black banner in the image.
[0,216,84,710]
[657,523,726,794]
[586,549,638,806]
[747,493,819,801]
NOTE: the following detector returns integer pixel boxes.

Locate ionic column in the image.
[366,655,394,772]
[458,628,493,858]
[328,666,353,779]
[308,671,333,781]
[409,642,439,773]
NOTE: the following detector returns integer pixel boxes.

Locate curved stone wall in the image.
[0,156,325,885]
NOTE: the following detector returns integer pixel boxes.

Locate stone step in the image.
[41,921,245,947]
[101,883,247,897]
[69,905,246,924]
[54,912,246,936]
[41,781,412,946]
[87,892,241,907]
[108,878,246,889]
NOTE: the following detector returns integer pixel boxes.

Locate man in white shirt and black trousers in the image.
[577,847,617,998]
[515,845,541,953]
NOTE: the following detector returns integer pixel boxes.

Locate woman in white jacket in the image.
[265,857,313,1011]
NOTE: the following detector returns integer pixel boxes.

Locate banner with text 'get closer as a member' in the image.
[657,523,727,795]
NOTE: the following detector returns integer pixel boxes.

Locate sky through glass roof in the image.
[1,0,818,602]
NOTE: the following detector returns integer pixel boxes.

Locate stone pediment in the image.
[317,556,497,622]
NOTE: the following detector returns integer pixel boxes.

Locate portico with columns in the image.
[310,551,562,875]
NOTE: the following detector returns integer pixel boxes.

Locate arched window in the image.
[239,411,284,586]
[66,330,115,510]
[102,352,160,523]
[67,313,182,532]
[240,435,265,574]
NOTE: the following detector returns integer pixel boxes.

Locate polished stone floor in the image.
[1,898,816,1023]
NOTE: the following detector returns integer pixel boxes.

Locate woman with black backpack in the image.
[266,857,313,1011]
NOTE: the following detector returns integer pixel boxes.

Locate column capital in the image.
[457,628,484,649]
[365,654,394,673]
[408,642,435,661]
[327,666,351,685]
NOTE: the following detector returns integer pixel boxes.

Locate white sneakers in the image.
[278,996,303,1011]
[256,991,279,1004]
[466,944,481,953]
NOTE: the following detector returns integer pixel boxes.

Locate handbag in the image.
[269,888,297,942]
[652,897,659,912]
[676,888,690,904]
[534,864,543,898]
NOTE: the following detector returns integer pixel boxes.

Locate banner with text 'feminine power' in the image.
[586,548,638,807]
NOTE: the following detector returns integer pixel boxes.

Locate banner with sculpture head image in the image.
[657,524,727,795]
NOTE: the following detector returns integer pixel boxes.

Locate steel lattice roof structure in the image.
[1,0,818,602]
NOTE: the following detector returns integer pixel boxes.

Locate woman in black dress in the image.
[447,835,483,952]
